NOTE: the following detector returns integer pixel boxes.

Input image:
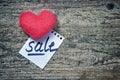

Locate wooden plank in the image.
[0,0,120,79]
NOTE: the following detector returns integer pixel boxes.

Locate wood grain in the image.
[0,0,120,79]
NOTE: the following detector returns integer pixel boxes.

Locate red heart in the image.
[19,10,57,40]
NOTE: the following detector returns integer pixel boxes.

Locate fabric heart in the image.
[19,10,57,40]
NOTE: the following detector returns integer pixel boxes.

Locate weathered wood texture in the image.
[0,0,120,80]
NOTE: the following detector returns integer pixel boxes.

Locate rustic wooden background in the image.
[0,0,120,80]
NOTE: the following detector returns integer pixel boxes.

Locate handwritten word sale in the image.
[25,36,58,54]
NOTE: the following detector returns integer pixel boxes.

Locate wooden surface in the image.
[0,0,120,80]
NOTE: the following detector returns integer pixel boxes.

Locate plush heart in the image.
[19,10,57,40]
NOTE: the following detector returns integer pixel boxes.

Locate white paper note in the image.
[19,30,64,69]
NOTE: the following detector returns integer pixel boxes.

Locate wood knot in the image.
[106,3,114,10]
